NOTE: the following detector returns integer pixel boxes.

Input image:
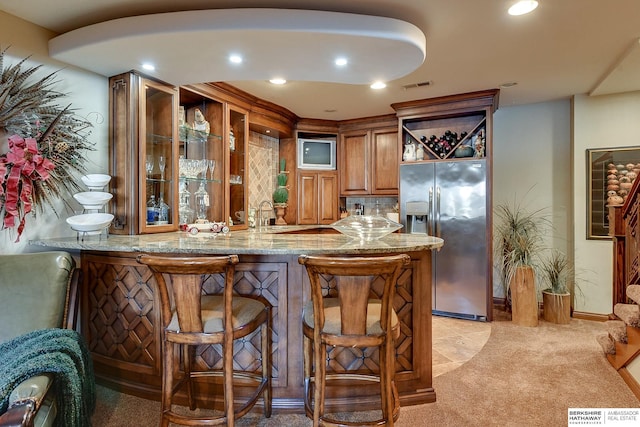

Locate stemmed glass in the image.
[158,155,166,181]
[198,159,208,179]
[145,155,154,177]
[208,159,216,180]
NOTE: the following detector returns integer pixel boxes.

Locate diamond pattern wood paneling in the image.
[83,255,287,387]
[85,258,158,371]
[198,262,286,385]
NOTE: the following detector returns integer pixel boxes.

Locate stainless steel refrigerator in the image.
[400,160,489,320]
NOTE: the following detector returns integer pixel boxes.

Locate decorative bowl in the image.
[73,192,113,210]
[66,213,114,232]
[331,215,403,241]
[81,174,111,190]
[454,145,474,158]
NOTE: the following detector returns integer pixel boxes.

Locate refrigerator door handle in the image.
[436,186,441,238]
[428,186,434,236]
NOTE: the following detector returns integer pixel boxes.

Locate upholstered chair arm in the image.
[0,374,54,427]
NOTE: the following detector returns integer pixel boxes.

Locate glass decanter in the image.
[194,182,210,221]
[178,181,193,224]
[157,195,170,224]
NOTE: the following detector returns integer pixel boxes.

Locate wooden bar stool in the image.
[136,254,271,427]
[298,254,411,427]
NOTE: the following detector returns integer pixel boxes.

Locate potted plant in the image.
[273,158,289,225]
[494,200,549,327]
[539,250,575,324]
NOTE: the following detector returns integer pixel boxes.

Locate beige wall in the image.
[572,92,640,314]
[0,12,109,253]
[492,100,572,300]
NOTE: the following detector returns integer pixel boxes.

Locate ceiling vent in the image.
[402,81,432,90]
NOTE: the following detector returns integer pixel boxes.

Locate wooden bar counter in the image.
[31,226,444,412]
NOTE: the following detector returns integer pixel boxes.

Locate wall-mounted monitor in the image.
[297,138,336,170]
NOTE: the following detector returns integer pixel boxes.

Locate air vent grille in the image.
[402,81,432,90]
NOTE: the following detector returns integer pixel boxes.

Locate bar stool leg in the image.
[381,341,395,426]
[262,309,272,417]
[313,341,325,427]
[224,332,235,427]
[303,334,313,416]
[161,340,174,427]
[183,345,196,410]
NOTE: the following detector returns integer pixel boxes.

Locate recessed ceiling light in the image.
[142,63,155,71]
[335,57,348,67]
[370,81,386,90]
[229,54,243,64]
[269,78,287,85]
[508,1,539,16]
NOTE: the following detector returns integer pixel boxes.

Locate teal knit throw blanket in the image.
[0,328,96,427]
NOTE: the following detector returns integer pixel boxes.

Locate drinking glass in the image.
[199,159,208,179]
[208,159,216,180]
[158,155,166,181]
[145,155,154,177]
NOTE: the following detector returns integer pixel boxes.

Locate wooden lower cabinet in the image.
[297,171,338,224]
[81,249,435,411]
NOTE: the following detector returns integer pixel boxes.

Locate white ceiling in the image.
[1,0,640,121]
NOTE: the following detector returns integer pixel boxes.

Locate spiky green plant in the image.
[0,48,95,236]
[494,200,550,304]
[540,250,572,294]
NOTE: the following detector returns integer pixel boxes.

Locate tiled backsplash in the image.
[248,131,279,217]
[344,196,399,217]
[247,131,399,222]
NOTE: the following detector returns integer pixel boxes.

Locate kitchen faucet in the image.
[258,200,274,229]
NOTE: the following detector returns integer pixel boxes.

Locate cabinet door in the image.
[178,89,224,226]
[340,130,369,195]
[138,77,179,234]
[227,104,248,229]
[318,172,338,224]
[371,127,399,195]
[298,172,318,224]
[110,72,178,235]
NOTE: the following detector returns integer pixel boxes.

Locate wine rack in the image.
[402,115,486,161]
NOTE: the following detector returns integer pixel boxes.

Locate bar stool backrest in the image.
[138,254,238,343]
[299,254,410,346]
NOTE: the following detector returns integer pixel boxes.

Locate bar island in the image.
[31,226,444,412]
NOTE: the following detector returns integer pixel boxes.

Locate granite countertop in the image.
[30,225,444,255]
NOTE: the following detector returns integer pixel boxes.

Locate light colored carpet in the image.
[92,315,639,426]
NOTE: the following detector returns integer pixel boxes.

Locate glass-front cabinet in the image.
[108,73,248,235]
[109,72,179,235]
[140,81,179,233]
[178,87,248,230]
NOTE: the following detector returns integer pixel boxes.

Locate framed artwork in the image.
[587,146,640,239]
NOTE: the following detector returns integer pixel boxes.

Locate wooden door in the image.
[340,130,369,195]
[318,172,338,224]
[298,172,318,224]
[371,127,399,195]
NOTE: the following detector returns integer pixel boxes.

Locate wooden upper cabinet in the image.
[109,71,179,235]
[339,118,399,196]
[340,129,369,195]
[371,127,399,195]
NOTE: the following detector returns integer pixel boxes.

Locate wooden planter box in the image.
[510,266,539,327]
[542,290,571,324]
